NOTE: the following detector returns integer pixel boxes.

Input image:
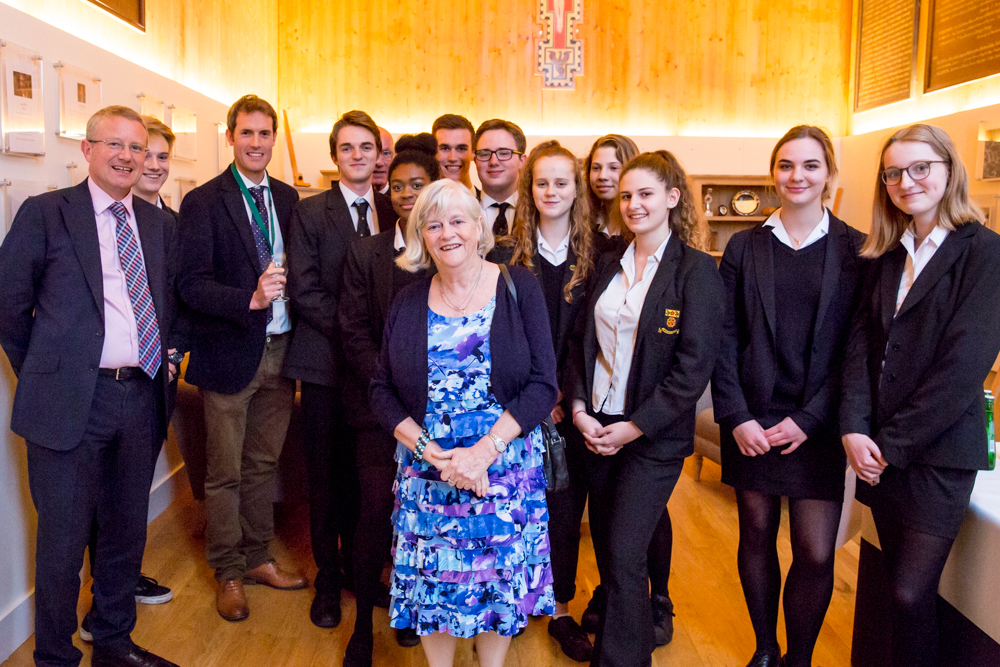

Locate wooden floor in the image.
[2,458,858,667]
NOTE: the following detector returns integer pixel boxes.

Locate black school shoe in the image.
[548,616,593,662]
[395,627,420,647]
[580,586,606,634]
[651,593,675,646]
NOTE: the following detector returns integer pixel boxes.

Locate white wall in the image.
[0,4,232,661]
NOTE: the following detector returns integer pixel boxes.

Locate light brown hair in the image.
[226,95,278,135]
[863,124,983,258]
[769,125,838,201]
[505,140,593,303]
[620,151,702,248]
[85,105,145,141]
[329,110,382,155]
[432,113,475,136]
[473,119,527,153]
[142,115,176,150]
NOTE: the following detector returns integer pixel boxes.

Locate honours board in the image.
[854,0,917,112]
[926,0,1000,92]
[86,0,144,32]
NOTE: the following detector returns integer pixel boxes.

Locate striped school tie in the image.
[109,201,161,378]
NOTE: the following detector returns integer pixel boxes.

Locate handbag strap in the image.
[499,263,517,302]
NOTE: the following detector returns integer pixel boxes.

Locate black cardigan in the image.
[840,221,1000,470]
[712,213,867,435]
[369,264,558,436]
[566,235,725,459]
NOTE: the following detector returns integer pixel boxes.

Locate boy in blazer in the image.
[284,110,397,629]
[177,95,302,622]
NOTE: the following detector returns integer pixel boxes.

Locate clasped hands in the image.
[842,432,887,486]
[422,439,493,498]
[732,417,808,457]
[572,409,642,456]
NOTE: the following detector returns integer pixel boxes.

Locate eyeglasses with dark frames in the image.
[474,148,523,162]
[881,160,948,186]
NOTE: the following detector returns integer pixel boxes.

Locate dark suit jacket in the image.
[0,179,178,450]
[176,167,299,395]
[370,265,558,436]
[283,184,396,386]
[713,214,867,435]
[339,230,430,430]
[566,236,725,459]
[840,221,1000,471]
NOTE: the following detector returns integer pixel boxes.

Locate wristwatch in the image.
[487,432,507,453]
[167,350,185,365]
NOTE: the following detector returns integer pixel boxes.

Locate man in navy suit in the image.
[0,105,180,667]
[177,95,304,623]
[284,110,397,630]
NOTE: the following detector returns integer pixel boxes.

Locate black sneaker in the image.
[395,627,420,647]
[79,610,93,643]
[580,586,606,634]
[651,594,675,646]
[135,575,173,604]
[548,616,593,662]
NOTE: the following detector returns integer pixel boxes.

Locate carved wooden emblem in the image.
[536,0,584,89]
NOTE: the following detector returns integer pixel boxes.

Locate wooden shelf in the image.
[705,215,768,222]
[708,250,724,258]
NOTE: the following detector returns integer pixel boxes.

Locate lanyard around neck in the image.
[231,162,275,253]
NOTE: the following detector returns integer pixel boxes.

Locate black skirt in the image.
[855,461,977,540]
[720,410,846,502]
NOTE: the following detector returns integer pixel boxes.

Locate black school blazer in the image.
[712,213,867,435]
[840,221,1000,470]
[566,235,725,459]
[369,264,558,437]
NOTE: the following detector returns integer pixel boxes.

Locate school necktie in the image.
[108,201,161,378]
[247,185,273,323]
[355,199,371,238]
[492,202,511,237]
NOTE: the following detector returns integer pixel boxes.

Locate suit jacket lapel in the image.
[879,247,906,333]
[635,235,680,352]
[751,225,777,340]
[327,186,357,243]
[896,224,975,318]
[221,170,263,272]
[63,180,104,317]
[811,215,845,338]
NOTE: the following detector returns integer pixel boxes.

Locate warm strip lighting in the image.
[851,73,1000,135]
[298,121,787,139]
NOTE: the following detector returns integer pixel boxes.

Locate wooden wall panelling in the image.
[277,0,852,138]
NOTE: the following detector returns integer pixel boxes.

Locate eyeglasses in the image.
[881,160,948,186]
[88,138,147,155]
[474,148,523,162]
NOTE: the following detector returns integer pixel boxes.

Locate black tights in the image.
[873,511,956,667]
[736,490,841,667]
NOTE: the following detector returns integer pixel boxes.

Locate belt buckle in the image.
[115,367,123,381]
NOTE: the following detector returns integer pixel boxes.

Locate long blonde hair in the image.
[507,140,593,303]
[863,124,983,258]
[620,151,703,248]
[584,134,638,242]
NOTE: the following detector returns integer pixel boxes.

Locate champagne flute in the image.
[271,251,288,303]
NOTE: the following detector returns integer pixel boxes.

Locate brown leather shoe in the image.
[216,579,249,622]
[243,561,308,590]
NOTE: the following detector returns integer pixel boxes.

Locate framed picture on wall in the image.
[975,120,1000,182]
[169,106,197,162]
[0,40,45,156]
[53,62,102,139]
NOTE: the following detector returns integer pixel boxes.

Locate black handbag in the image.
[498,264,570,493]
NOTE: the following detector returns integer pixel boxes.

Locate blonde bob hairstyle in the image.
[863,124,983,258]
[397,179,494,272]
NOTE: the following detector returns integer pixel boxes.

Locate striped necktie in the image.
[108,202,161,378]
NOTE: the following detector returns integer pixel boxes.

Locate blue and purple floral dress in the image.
[388,296,556,637]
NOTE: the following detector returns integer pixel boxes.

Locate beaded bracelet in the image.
[414,430,431,461]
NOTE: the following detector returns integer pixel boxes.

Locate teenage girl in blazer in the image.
[568,151,725,667]
[584,135,638,257]
[712,126,866,667]
[840,124,1000,667]
[494,140,595,661]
